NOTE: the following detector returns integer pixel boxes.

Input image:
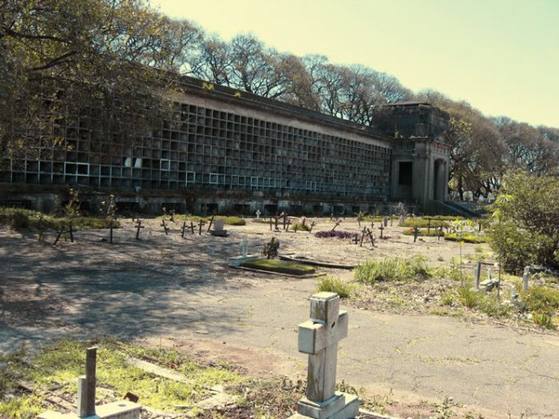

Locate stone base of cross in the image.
[290,292,359,419]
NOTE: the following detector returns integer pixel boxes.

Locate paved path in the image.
[1,230,558,418]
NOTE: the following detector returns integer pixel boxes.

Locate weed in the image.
[355,256,431,284]
[317,276,354,298]
[532,312,556,329]
[457,286,480,309]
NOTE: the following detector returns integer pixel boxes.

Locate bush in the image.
[0,208,119,231]
[444,233,487,244]
[487,171,559,273]
[317,276,354,298]
[520,286,559,314]
[532,312,556,329]
[354,256,431,284]
[457,286,479,308]
[315,230,354,239]
[217,216,246,226]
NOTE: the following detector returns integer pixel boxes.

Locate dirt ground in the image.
[1,217,558,418]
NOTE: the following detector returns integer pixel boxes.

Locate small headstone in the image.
[256,209,261,219]
[211,219,228,237]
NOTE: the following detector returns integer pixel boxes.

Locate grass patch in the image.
[317,276,354,298]
[0,339,243,416]
[241,258,316,276]
[354,256,431,284]
[0,208,119,232]
[400,218,451,228]
[444,233,487,244]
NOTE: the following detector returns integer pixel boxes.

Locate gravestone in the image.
[290,292,359,418]
[210,218,228,237]
[256,209,261,219]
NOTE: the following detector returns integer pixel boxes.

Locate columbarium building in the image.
[0,77,450,215]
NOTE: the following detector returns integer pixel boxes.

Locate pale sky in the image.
[151,0,559,127]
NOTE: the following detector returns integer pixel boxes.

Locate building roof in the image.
[177,76,391,141]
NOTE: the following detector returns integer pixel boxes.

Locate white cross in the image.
[298,292,348,402]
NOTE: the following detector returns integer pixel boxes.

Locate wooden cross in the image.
[331,219,341,232]
[309,221,316,232]
[207,215,215,233]
[161,219,169,235]
[108,218,115,244]
[366,228,375,247]
[198,219,205,235]
[294,293,359,417]
[53,222,74,245]
[181,221,188,238]
[135,219,144,240]
[269,216,273,231]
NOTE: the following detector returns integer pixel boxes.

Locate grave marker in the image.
[413,226,419,243]
[256,209,261,219]
[290,292,359,418]
[378,224,384,239]
[523,266,530,291]
[160,219,169,235]
[135,219,144,240]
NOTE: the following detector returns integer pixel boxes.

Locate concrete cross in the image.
[291,292,359,418]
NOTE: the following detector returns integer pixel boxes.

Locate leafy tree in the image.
[488,171,559,273]
[0,0,201,159]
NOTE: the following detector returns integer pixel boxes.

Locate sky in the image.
[151,0,559,127]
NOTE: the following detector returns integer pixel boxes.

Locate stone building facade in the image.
[0,77,450,215]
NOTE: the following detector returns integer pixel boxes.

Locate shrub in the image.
[487,171,559,273]
[317,276,354,298]
[217,216,246,226]
[457,286,480,309]
[444,233,487,244]
[402,227,444,237]
[532,312,556,329]
[354,256,431,284]
[315,230,354,239]
[520,286,559,314]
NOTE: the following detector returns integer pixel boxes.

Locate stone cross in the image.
[291,292,359,418]
[256,209,261,219]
